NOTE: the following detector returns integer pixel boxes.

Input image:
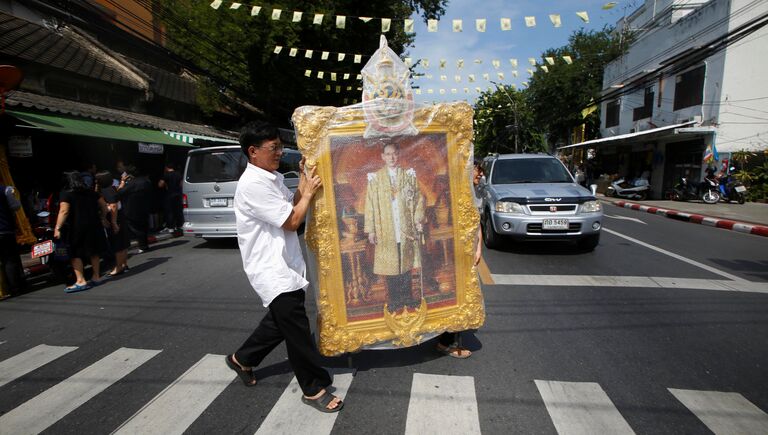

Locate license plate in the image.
[735,185,746,193]
[209,198,228,207]
[31,240,54,258]
[542,219,569,230]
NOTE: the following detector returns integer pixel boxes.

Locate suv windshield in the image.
[491,158,573,184]
[186,150,246,183]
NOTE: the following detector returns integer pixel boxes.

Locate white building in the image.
[564,0,768,197]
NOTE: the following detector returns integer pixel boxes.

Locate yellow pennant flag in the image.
[336,86,341,93]
[209,0,222,9]
[454,75,461,82]
[602,2,617,10]
[359,17,373,23]
[415,89,422,95]
[527,68,534,75]
[500,18,511,31]
[331,73,337,81]
[428,19,438,32]
[356,74,362,80]
[498,72,505,80]
[338,53,346,61]
[251,6,261,16]
[271,9,282,20]
[509,58,518,68]
[549,14,561,27]
[482,73,489,80]
[318,71,324,79]
[343,73,350,80]
[581,100,598,118]
[230,3,242,10]
[288,48,297,57]
[476,19,486,32]
[325,84,331,91]
[440,75,447,81]
[541,65,549,73]
[545,57,555,65]
[512,71,518,77]
[293,11,302,22]
[404,57,412,67]
[305,50,313,59]
[563,55,573,64]
[522,82,528,87]
[464,88,469,94]
[475,87,482,93]
[451,88,457,94]
[576,11,589,23]
[346,86,352,91]
[354,54,362,64]
[382,18,391,32]
[468,74,475,83]
[525,16,536,27]
[492,59,500,69]
[423,59,430,68]
[474,59,483,64]
[404,19,414,33]
[440,89,446,95]
[313,14,323,24]
[528,57,537,65]
[453,19,463,32]
[336,15,346,29]
[439,59,446,68]
[321,51,329,60]
[457,59,464,69]
[273,46,283,54]
[427,89,434,94]
[305,70,311,77]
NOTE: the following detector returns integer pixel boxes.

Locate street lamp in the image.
[490,80,519,153]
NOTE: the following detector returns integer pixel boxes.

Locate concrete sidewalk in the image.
[600,195,768,237]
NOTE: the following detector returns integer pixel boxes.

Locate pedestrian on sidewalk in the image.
[96,172,129,277]
[157,162,183,233]
[0,184,27,297]
[225,121,343,413]
[117,166,151,253]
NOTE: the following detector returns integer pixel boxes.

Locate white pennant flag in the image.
[289,48,297,57]
[468,74,475,83]
[415,89,422,95]
[331,73,337,81]
[500,18,512,31]
[336,85,340,93]
[346,86,351,91]
[492,59,501,69]
[525,16,536,27]
[509,58,518,68]
[476,87,482,93]
[321,51,329,60]
[440,75,447,81]
[522,82,528,87]
[423,59,430,68]
[512,71,518,77]
[336,16,346,29]
[440,89,446,95]
[209,0,222,9]
[541,65,549,72]
[451,88,457,94]
[338,53,346,61]
[404,19,414,33]
[576,11,589,23]
[482,73,489,80]
[428,19,438,32]
[325,84,330,91]
[354,54,362,63]
[305,70,311,77]
[549,14,561,27]
[498,72,505,80]
[563,55,573,64]
[453,19,463,32]
[251,6,261,16]
[527,68,534,75]
[528,57,537,65]
[359,17,373,23]
[545,57,555,65]
[356,74,362,80]
[230,3,241,10]
[476,19,486,32]
[425,74,433,79]
[343,73,350,80]
[404,57,412,67]
[439,59,446,69]
[464,88,469,94]
[427,89,434,94]
[474,59,483,64]
[292,11,302,22]
[272,9,282,20]
[305,49,313,59]
[318,71,324,79]
[455,75,461,82]
[381,18,391,32]
[457,59,464,69]
[273,45,283,54]
[313,14,323,24]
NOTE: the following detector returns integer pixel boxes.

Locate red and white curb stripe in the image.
[613,201,768,238]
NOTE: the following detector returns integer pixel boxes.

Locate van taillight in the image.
[182,194,188,209]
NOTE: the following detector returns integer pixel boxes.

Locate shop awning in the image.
[557,121,698,150]
[8,110,193,147]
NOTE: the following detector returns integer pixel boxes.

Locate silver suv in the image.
[479,154,602,251]
[182,145,301,239]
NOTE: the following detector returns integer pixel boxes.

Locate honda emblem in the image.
[549,206,557,212]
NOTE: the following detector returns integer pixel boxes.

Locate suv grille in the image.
[529,205,577,213]
[527,222,582,233]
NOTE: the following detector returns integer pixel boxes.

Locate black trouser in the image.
[385,272,417,313]
[163,194,183,229]
[126,217,149,250]
[438,331,459,347]
[0,234,26,294]
[235,290,331,396]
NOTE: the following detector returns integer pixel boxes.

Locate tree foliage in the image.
[473,86,546,157]
[158,0,447,123]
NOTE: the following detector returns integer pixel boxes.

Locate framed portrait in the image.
[293,102,484,356]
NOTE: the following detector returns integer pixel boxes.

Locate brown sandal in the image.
[225,354,257,386]
[436,344,472,359]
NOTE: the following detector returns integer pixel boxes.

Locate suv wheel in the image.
[577,234,600,252]
[482,212,502,249]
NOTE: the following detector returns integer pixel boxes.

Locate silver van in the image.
[182,145,301,239]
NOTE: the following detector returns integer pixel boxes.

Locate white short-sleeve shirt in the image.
[234,163,308,307]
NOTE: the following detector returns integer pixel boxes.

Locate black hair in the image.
[239,120,279,157]
[61,171,87,192]
[95,171,113,189]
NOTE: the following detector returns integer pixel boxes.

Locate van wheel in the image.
[482,213,501,250]
[578,234,600,252]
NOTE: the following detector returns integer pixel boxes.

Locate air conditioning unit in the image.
[677,115,702,124]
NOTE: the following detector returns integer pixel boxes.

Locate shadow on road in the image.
[193,239,239,250]
[491,239,592,255]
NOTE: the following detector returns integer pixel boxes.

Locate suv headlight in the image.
[580,200,602,213]
[495,201,525,214]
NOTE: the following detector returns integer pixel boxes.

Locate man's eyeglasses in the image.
[259,144,284,153]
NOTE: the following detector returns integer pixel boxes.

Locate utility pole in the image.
[490,81,519,153]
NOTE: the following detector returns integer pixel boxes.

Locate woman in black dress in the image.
[96,171,129,276]
[53,171,109,292]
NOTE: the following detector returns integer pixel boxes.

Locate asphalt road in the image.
[0,203,766,434]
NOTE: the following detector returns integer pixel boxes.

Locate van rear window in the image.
[186,150,246,183]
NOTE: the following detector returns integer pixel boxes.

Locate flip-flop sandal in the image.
[64,283,91,293]
[224,355,257,386]
[301,391,343,413]
[437,344,472,359]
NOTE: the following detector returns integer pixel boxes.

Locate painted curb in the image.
[613,201,768,238]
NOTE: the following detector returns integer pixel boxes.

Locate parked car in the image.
[182,145,301,239]
[479,153,603,251]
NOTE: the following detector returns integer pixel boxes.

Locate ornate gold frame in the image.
[293,102,484,356]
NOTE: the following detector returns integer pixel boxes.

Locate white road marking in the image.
[254,369,353,435]
[0,344,77,388]
[669,389,768,435]
[603,214,647,224]
[489,274,768,293]
[535,380,635,435]
[112,354,235,435]
[405,373,481,435]
[0,347,160,435]
[602,228,746,282]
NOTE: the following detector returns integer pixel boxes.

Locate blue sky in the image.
[406,0,635,104]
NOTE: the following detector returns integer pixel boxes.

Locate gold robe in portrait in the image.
[364,166,425,276]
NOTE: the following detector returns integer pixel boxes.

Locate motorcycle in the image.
[718,171,747,204]
[30,210,72,283]
[700,176,721,204]
[605,176,651,200]
[666,176,720,204]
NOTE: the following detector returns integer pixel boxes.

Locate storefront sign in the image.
[138,142,164,154]
[8,136,32,158]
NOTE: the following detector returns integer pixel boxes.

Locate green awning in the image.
[9,110,193,147]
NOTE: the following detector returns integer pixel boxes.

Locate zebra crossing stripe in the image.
[0,344,77,388]
[669,388,768,434]
[535,380,635,435]
[0,347,160,435]
[405,373,481,435]
[112,354,235,435]
[254,369,354,435]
